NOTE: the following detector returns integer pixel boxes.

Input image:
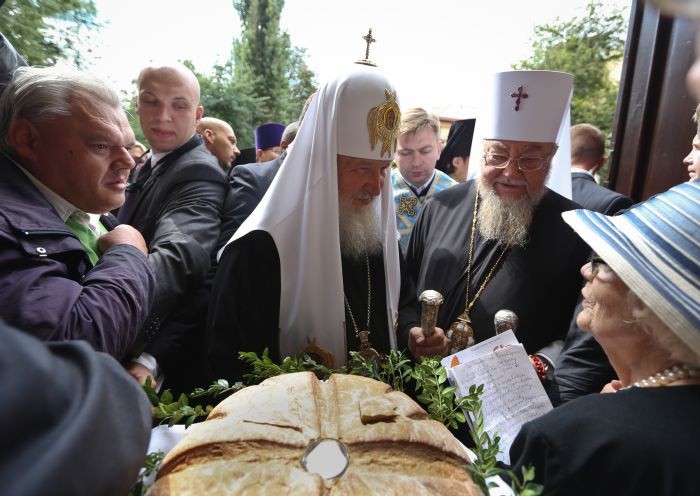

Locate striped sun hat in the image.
[562,180,700,355]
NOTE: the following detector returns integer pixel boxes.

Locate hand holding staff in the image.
[419,290,444,337]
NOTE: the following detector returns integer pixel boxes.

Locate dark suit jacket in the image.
[571,171,634,214]
[1,320,152,496]
[119,135,230,393]
[227,151,286,234]
[550,171,635,405]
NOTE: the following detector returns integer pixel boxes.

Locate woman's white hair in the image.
[0,66,121,154]
[627,291,700,368]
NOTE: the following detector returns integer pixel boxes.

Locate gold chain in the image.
[464,188,508,314]
[344,255,371,338]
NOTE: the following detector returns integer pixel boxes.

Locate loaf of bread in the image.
[148,372,481,495]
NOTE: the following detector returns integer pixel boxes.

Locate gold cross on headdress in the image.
[356,28,377,67]
[363,28,376,60]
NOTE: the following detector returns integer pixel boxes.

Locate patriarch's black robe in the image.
[206,231,419,382]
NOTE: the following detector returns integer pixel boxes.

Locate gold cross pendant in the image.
[397,195,418,216]
[355,330,382,367]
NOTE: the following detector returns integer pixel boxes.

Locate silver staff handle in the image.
[494,309,518,335]
[419,289,444,337]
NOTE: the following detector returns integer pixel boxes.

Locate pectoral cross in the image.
[362,28,376,60]
[510,85,528,111]
[397,195,417,216]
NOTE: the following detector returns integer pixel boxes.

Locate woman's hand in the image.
[601,379,623,393]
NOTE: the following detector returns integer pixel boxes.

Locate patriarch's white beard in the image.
[338,198,383,259]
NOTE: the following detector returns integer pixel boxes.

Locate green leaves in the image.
[128,451,164,496]
[508,465,544,496]
[411,357,471,430]
[189,378,245,399]
[347,349,413,392]
[151,393,213,428]
[142,377,243,428]
[238,348,335,384]
[0,0,101,67]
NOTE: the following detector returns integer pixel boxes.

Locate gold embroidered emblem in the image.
[297,337,336,369]
[397,194,417,216]
[368,89,400,158]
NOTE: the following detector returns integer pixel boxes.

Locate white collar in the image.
[14,160,102,232]
[150,133,197,170]
[398,169,435,194]
[571,166,595,177]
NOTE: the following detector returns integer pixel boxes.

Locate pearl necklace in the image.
[623,364,700,390]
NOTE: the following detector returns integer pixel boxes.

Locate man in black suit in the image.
[119,63,231,394]
[227,120,299,233]
[551,123,634,405]
[569,123,634,214]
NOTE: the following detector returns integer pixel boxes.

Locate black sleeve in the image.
[143,177,226,369]
[205,231,281,382]
[227,165,262,235]
[396,243,420,352]
[550,301,616,405]
[0,320,152,496]
[604,194,635,215]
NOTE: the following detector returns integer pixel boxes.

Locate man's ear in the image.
[7,118,40,164]
[592,155,608,175]
[255,149,263,162]
[194,105,204,125]
[203,128,215,144]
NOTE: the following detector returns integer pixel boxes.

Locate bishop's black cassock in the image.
[403,180,590,355]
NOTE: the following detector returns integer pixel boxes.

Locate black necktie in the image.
[135,157,153,184]
[118,157,152,223]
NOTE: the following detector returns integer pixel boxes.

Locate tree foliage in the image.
[0,0,100,67]
[514,0,627,138]
[233,0,316,126]
[189,60,265,149]
[117,0,317,150]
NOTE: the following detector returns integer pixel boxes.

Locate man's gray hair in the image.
[281,121,299,144]
[0,66,121,154]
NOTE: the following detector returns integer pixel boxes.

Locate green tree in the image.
[233,0,316,125]
[190,60,265,149]
[122,0,317,149]
[288,46,317,118]
[0,0,100,67]
[514,0,627,139]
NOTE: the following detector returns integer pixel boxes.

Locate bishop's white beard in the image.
[338,197,383,259]
[475,177,546,248]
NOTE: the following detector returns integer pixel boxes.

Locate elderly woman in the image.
[507,180,700,495]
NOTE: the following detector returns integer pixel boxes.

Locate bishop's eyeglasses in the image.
[482,153,550,172]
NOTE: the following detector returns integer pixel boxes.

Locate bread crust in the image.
[149,372,482,496]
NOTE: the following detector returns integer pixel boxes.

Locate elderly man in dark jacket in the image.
[0,66,155,360]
